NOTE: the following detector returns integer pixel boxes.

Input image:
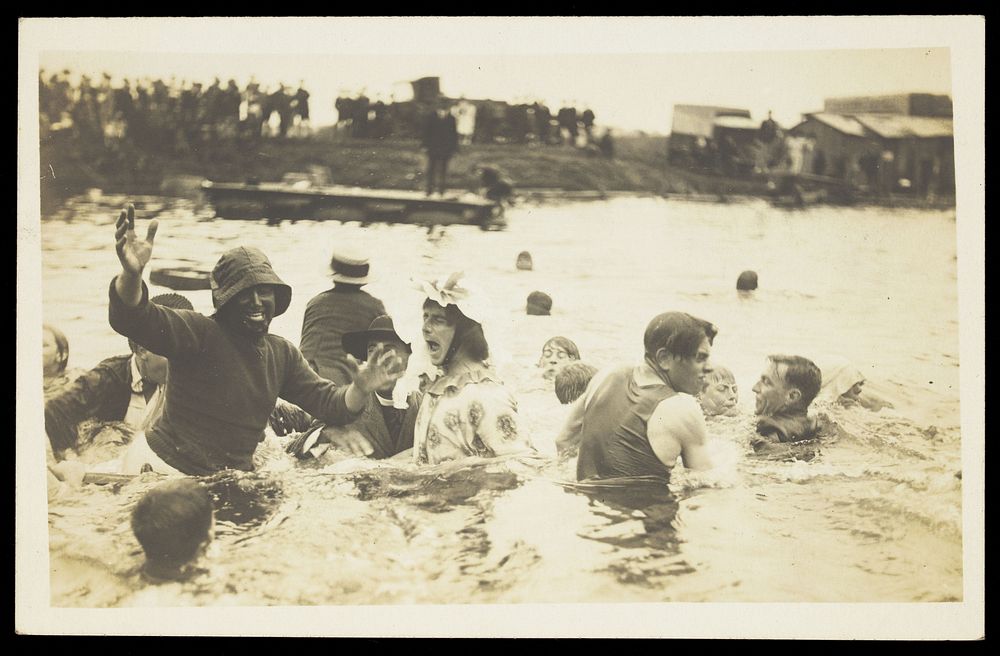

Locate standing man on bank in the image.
[421,97,459,197]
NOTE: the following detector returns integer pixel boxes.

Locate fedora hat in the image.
[330,247,371,285]
[341,315,411,362]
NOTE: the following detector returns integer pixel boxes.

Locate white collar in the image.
[374,391,395,407]
[130,356,145,393]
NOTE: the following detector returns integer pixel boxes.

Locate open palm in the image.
[114,203,158,276]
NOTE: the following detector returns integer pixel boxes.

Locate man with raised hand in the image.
[108,204,404,475]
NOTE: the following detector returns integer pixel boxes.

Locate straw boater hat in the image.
[330,247,371,285]
[341,315,411,362]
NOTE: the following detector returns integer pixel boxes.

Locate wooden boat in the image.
[201,180,506,230]
[150,266,213,291]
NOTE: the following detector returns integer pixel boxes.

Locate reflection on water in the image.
[38,192,963,605]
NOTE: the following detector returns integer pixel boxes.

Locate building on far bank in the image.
[789,93,954,196]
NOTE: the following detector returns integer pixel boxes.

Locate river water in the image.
[39,192,964,608]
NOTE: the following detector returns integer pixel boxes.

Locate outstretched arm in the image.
[113,203,158,307]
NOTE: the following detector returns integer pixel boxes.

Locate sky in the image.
[26,17,956,134]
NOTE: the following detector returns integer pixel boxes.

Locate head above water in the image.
[42,323,69,379]
[554,361,598,405]
[737,270,758,291]
[131,479,214,577]
[526,291,552,316]
[516,251,534,271]
[643,312,718,395]
[699,365,739,416]
[538,336,581,379]
[211,246,291,338]
[752,354,822,416]
[422,298,489,369]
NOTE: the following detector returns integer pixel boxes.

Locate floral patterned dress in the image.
[413,367,534,465]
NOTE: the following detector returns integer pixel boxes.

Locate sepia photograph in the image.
[17,16,984,638]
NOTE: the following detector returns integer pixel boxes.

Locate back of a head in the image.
[643,312,717,358]
[131,479,214,573]
[526,291,552,316]
[769,354,822,409]
[555,361,598,404]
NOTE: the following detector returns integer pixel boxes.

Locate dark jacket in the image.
[299,287,386,386]
[422,111,459,158]
[109,254,363,474]
[353,391,422,459]
[44,354,134,453]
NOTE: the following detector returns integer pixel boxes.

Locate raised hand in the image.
[114,203,158,277]
[346,344,406,394]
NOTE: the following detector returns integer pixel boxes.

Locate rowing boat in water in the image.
[201,180,506,230]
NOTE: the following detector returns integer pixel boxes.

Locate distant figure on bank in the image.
[516,251,534,271]
[814,354,893,412]
[287,315,422,460]
[42,323,71,398]
[599,129,615,159]
[453,97,476,146]
[299,248,387,386]
[45,293,194,458]
[108,204,404,476]
[554,361,598,405]
[736,270,758,291]
[131,479,214,582]
[537,336,581,381]
[555,311,717,481]
[526,291,553,316]
[422,97,459,196]
[698,365,740,417]
[750,354,825,451]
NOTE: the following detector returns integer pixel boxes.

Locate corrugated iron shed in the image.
[852,114,954,139]
[806,113,867,137]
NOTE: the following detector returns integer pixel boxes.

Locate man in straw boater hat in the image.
[299,246,387,386]
[108,204,405,476]
[286,315,421,460]
[555,311,717,482]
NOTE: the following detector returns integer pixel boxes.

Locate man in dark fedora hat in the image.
[299,246,387,386]
[108,204,404,476]
[287,315,421,460]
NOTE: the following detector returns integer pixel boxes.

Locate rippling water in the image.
[40,192,962,606]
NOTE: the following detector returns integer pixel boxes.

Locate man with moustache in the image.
[107,204,404,476]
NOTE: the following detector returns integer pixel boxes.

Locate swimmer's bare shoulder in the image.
[648,394,713,471]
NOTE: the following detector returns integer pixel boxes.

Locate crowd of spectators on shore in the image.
[39,70,610,161]
[39,70,312,156]
[334,92,605,150]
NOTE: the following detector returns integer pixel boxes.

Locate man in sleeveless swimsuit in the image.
[555,312,717,482]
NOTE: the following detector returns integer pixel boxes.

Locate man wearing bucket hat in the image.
[299,246,387,386]
[108,204,404,476]
[555,311,717,482]
[287,315,421,460]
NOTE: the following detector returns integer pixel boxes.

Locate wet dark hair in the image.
[131,479,213,572]
[643,312,717,359]
[423,299,489,364]
[768,354,822,409]
[543,336,580,360]
[554,361,598,404]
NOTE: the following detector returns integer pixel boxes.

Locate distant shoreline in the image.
[38,133,956,212]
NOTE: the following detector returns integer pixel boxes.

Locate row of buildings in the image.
[668,92,955,196]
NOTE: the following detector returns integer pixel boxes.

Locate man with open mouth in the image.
[107,203,405,476]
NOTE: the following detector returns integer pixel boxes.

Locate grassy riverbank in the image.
[38,131,953,209]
